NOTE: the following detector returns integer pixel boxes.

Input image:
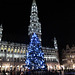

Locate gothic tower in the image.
[54,37,59,63]
[0,24,3,42]
[54,37,58,50]
[28,0,42,42]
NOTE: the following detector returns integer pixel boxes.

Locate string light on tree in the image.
[25,33,46,70]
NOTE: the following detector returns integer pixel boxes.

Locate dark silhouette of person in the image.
[3,70,6,75]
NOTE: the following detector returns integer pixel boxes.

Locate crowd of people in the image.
[0,69,61,75]
[64,69,75,75]
[0,69,75,75]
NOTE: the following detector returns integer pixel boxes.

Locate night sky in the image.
[0,0,75,51]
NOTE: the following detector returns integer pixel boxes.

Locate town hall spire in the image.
[28,0,42,42]
[33,0,36,3]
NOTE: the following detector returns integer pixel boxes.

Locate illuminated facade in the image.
[61,45,75,69]
[0,41,27,71]
[0,0,60,71]
[42,42,60,70]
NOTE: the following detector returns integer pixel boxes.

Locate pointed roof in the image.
[31,0,38,13]
[54,37,56,40]
[33,0,36,3]
[0,24,3,31]
[32,0,36,5]
[66,44,70,50]
[0,24,2,28]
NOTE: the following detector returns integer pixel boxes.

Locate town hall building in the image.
[0,0,60,71]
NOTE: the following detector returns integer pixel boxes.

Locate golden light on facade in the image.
[73,64,75,69]
[18,49,20,53]
[4,47,7,50]
[11,48,13,52]
[8,48,10,52]
[24,50,25,53]
[1,45,4,50]
[1,47,3,50]
[14,49,17,53]
[21,50,23,53]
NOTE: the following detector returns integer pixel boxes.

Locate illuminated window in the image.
[0,38,1,41]
[18,49,20,53]
[1,47,3,51]
[21,50,23,54]
[4,47,7,50]
[71,55,75,58]
[4,46,7,52]
[1,45,4,51]
[8,48,10,52]
[24,50,25,54]
[14,49,17,53]
[11,48,13,53]
[7,54,12,57]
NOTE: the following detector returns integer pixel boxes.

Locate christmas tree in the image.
[25,33,46,70]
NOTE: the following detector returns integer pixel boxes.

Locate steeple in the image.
[0,24,3,42]
[54,37,58,50]
[66,44,70,50]
[33,0,36,3]
[31,0,38,14]
[28,0,42,42]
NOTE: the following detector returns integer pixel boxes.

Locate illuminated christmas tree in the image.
[25,33,46,70]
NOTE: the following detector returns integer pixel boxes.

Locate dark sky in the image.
[0,0,75,51]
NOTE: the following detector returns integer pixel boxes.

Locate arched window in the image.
[18,49,20,53]
[11,48,13,53]
[8,47,10,53]
[14,49,17,53]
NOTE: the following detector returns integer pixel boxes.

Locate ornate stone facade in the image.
[61,45,75,69]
